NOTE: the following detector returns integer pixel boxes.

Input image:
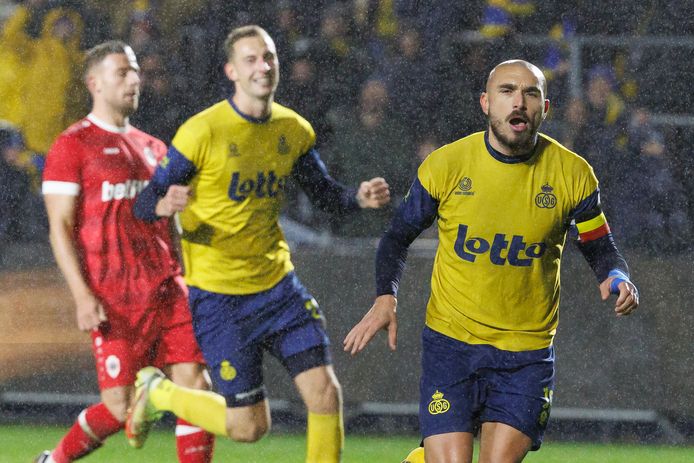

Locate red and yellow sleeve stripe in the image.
[576,212,611,242]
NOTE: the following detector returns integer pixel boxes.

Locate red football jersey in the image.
[42,114,180,304]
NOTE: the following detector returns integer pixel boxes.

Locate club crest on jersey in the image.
[277,135,291,155]
[228,143,241,157]
[143,146,157,166]
[454,177,474,196]
[228,170,288,201]
[454,224,547,266]
[535,183,557,209]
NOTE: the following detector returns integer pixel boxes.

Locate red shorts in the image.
[91,275,204,390]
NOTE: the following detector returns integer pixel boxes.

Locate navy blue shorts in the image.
[189,272,331,407]
[419,327,555,450]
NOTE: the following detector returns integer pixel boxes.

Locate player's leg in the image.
[293,364,343,463]
[417,327,485,463]
[158,277,217,461]
[269,285,343,463]
[168,362,216,462]
[40,330,136,463]
[39,387,127,463]
[162,362,271,442]
[128,283,275,443]
[477,345,555,463]
[130,364,272,440]
[477,422,531,463]
[423,433,474,463]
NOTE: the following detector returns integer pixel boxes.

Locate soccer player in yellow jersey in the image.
[128,26,389,463]
[345,60,639,463]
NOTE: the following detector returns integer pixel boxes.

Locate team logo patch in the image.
[535,183,557,209]
[277,135,290,155]
[144,147,157,166]
[454,177,474,196]
[228,143,241,157]
[220,360,237,381]
[105,355,121,379]
[428,390,450,415]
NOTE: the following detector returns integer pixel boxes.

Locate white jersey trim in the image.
[87,113,131,134]
[42,181,80,196]
[175,424,204,436]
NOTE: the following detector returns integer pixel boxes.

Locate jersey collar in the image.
[227,98,271,124]
[87,113,131,134]
[484,131,537,164]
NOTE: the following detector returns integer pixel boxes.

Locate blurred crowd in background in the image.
[1,0,693,258]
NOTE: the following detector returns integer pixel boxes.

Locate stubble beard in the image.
[119,98,138,117]
[488,115,538,156]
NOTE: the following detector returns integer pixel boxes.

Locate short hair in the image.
[223,25,270,61]
[488,60,548,97]
[84,40,133,76]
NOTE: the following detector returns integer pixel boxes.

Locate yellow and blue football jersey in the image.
[163,100,315,294]
[379,131,615,351]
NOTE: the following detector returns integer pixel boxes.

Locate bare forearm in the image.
[48,223,92,301]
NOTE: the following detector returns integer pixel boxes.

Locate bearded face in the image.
[481,62,549,156]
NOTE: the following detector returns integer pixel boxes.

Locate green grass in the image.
[1,425,691,462]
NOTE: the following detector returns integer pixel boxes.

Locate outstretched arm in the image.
[343,178,438,355]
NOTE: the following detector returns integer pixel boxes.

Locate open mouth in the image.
[509,115,528,132]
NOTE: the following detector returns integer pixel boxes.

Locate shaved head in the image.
[487,60,547,97]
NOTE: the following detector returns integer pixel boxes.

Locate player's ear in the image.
[480,92,489,116]
[85,71,98,95]
[224,62,237,82]
[542,99,550,119]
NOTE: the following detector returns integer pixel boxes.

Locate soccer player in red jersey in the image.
[36,41,214,463]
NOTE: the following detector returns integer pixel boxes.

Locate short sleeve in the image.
[170,118,211,169]
[42,134,82,195]
[417,151,443,201]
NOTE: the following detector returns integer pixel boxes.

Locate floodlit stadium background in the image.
[1,0,693,448]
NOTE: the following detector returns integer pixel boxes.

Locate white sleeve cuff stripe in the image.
[175,424,204,436]
[42,181,80,196]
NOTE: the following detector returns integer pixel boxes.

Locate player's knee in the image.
[229,419,270,442]
[307,372,342,413]
[169,363,211,390]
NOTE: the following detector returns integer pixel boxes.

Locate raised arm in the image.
[343,178,438,355]
[291,148,390,214]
